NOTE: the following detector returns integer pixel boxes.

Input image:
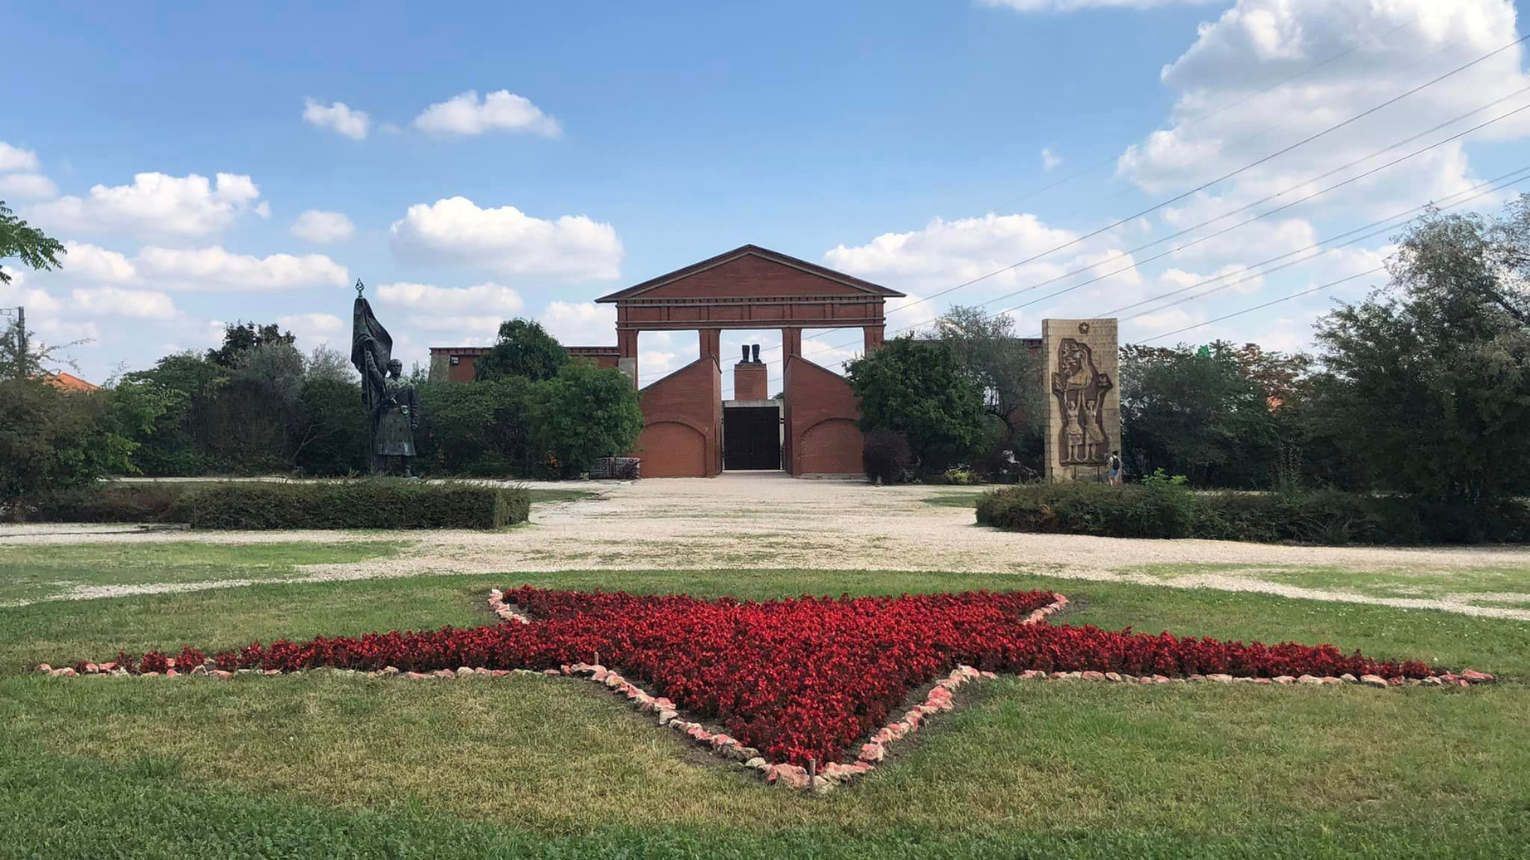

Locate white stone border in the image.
[32,591,1497,792]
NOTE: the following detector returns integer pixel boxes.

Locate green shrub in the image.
[943,466,977,486]
[2,484,188,523]
[976,482,1530,545]
[163,481,529,530]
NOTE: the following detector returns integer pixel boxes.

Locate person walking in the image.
[1108,450,1123,488]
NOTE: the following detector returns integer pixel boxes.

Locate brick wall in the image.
[734,360,768,400]
[782,356,863,476]
[634,356,722,477]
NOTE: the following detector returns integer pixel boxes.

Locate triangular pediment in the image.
[596,245,903,303]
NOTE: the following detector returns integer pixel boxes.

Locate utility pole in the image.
[15,305,25,377]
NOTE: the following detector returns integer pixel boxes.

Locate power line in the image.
[1104,166,1530,324]
[760,99,1530,384]
[758,30,1529,360]
[988,15,1424,216]
[1136,268,1383,345]
[761,161,1530,387]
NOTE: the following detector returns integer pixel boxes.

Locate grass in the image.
[2,556,1528,857]
[0,541,404,605]
[1132,562,1530,614]
[524,488,600,504]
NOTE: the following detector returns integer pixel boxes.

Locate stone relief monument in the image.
[1043,319,1120,482]
[351,281,421,477]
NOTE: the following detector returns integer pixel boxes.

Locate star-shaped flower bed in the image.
[42,587,1496,790]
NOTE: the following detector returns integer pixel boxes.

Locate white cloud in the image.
[21,240,347,295]
[389,196,622,281]
[134,245,348,292]
[31,172,264,238]
[413,89,562,138]
[69,286,177,320]
[0,142,41,173]
[60,242,137,284]
[0,173,58,199]
[375,281,524,314]
[981,0,1216,11]
[1041,147,1062,171]
[291,209,355,243]
[303,99,370,140]
[537,300,616,345]
[276,312,346,348]
[824,212,1137,299]
[1117,0,1530,220]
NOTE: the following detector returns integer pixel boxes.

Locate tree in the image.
[120,351,227,475]
[928,305,1044,440]
[527,360,643,478]
[206,321,294,369]
[1119,342,1280,487]
[845,336,985,471]
[0,378,146,497]
[0,200,64,286]
[1314,198,1530,504]
[474,319,568,382]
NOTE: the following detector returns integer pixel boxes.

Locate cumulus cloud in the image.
[1117,0,1530,220]
[0,173,58,200]
[303,99,370,140]
[69,286,177,320]
[413,89,562,137]
[1041,147,1063,171]
[537,300,616,345]
[375,281,524,314]
[59,242,138,284]
[291,209,355,243]
[389,196,622,282]
[0,142,41,172]
[824,212,1138,303]
[31,172,264,238]
[22,239,347,296]
[276,312,347,348]
[134,246,349,292]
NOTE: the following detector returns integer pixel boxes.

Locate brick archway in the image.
[596,245,903,478]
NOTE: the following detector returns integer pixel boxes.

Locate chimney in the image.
[734,345,768,400]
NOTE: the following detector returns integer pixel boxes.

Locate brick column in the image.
[734,352,768,400]
[699,329,721,363]
[781,327,802,360]
[864,324,885,353]
[617,329,639,387]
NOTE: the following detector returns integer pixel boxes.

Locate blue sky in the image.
[3,0,1528,396]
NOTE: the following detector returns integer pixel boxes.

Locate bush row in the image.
[4,481,529,530]
[975,481,1530,545]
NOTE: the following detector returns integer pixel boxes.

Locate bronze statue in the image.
[351,281,420,476]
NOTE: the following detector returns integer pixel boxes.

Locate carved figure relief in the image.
[1051,338,1113,466]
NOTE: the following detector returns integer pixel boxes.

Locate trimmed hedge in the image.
[976,482,1530,545]
[2,484,189,524]
[164,481,529,530]
[4,481,529,530]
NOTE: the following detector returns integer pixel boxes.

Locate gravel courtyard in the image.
[3,473,1529,618]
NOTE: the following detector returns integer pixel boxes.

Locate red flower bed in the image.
[95,588,1436,766]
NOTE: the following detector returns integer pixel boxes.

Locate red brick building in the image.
[431,244,903,478]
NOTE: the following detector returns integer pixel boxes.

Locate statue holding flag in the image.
[351,280,420,476]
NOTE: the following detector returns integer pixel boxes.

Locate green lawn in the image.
[0,541,404,605]
[2,553,1527,858]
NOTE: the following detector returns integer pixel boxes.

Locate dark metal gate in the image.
[723,406,781,471]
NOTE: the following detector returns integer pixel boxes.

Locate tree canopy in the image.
[474,319,568,383]
[1312,198,1530,504]
[846,336,985,470]
[0,200,64,286]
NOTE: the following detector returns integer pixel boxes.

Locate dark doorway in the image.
[723,405,781,470]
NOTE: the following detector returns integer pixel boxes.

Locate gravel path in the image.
[4,473,1529,618]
